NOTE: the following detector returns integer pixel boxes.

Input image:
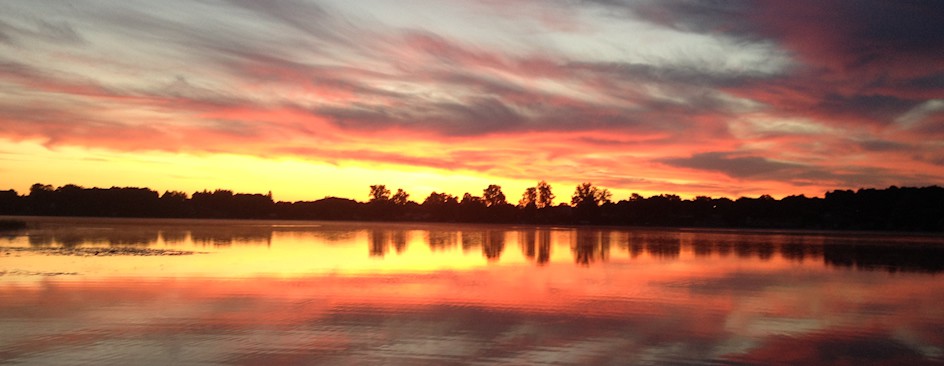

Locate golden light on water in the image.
[3,223,824,282]
[2,219,943,364]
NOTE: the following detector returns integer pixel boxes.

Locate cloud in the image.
[0,17,85,46]
[0,0,941,198]
[662,152,801,179]
[599,0,944,126]
[661,151,943,190]
[896,99,944,128]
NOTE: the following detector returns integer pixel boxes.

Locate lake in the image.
[1,217,943,365]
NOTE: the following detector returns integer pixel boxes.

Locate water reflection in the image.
[482,231,505,261]
[189,226,272,247]
[4,217,944,274]
[24,221,273,248]
[430,230,459,250]
[1,272,941,365]
[572,230,610,265]
[520,230,551,265]
[823,244,944,273]
[1,218,943,365]
[28,229,159,247]
[368,229,407,256]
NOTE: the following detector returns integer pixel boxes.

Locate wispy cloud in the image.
[0,0,941,198]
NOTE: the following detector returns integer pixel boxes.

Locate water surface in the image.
[1,217,942,365]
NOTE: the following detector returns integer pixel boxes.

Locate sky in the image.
[0,0,942,202]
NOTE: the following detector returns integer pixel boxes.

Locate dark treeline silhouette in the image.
[2,182,943,232]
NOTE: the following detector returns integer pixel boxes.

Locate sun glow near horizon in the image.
[0,138,848,203]
[0,138,546,202]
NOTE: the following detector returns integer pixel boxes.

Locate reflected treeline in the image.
[645,232,944,274]
[367,226,944,274]
[3,184,944,232]
[429,230,458,250]
[26,225,274,248]
[424,228,944,273]
[28,229,160,248]
[572,230,611,266]
[822,245,944,273]
[187,227,273,247]
[482,231,505,261]
[520,231,551,265]
[457,231,506,261]
[14,218,944,273]
[375,229,508,262]
[367,229,408,257]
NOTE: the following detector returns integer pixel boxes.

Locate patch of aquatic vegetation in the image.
[0,269,79,277]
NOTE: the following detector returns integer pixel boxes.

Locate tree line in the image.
[1,182,942,231]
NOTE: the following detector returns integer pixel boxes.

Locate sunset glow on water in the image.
[1,218,942,365]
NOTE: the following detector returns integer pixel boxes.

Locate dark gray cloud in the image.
[662,152,799,179]
[904,73,944,91]
[606,0,944,53]
[590,0,757,36]
[582,0,944,129]
[661,151,943,189]
[811,94,918,127]
[566,61,762,88]
[857,140,911,153]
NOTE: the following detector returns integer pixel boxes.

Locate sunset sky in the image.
[1,0,942,202]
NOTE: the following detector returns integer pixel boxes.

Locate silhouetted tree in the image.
[571,182,612,207]
[391,188,410,205]
[26,183,55,215]
[461,193,484,206]
[519,187,538,208]
[536,181,554,208]
[423,192,458,206]
[457,193,487,222]
[162,191,188,201]
[192,189,235,217]
[282,197,361,220]
[482,184,507,207]
[229,193,275,218]
[369,185,391,202]
[421,192,459,221]
[30,183,53,195]
[159,190,190,217]
[0,190,20,214]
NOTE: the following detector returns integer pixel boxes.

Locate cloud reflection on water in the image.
[0,268,942,365]
[2,219,943,364]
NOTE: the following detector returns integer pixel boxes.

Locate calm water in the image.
[1,217,943,365]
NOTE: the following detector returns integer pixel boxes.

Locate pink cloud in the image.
[0,0,941,199]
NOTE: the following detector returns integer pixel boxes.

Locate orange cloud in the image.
[0,0,941,200]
